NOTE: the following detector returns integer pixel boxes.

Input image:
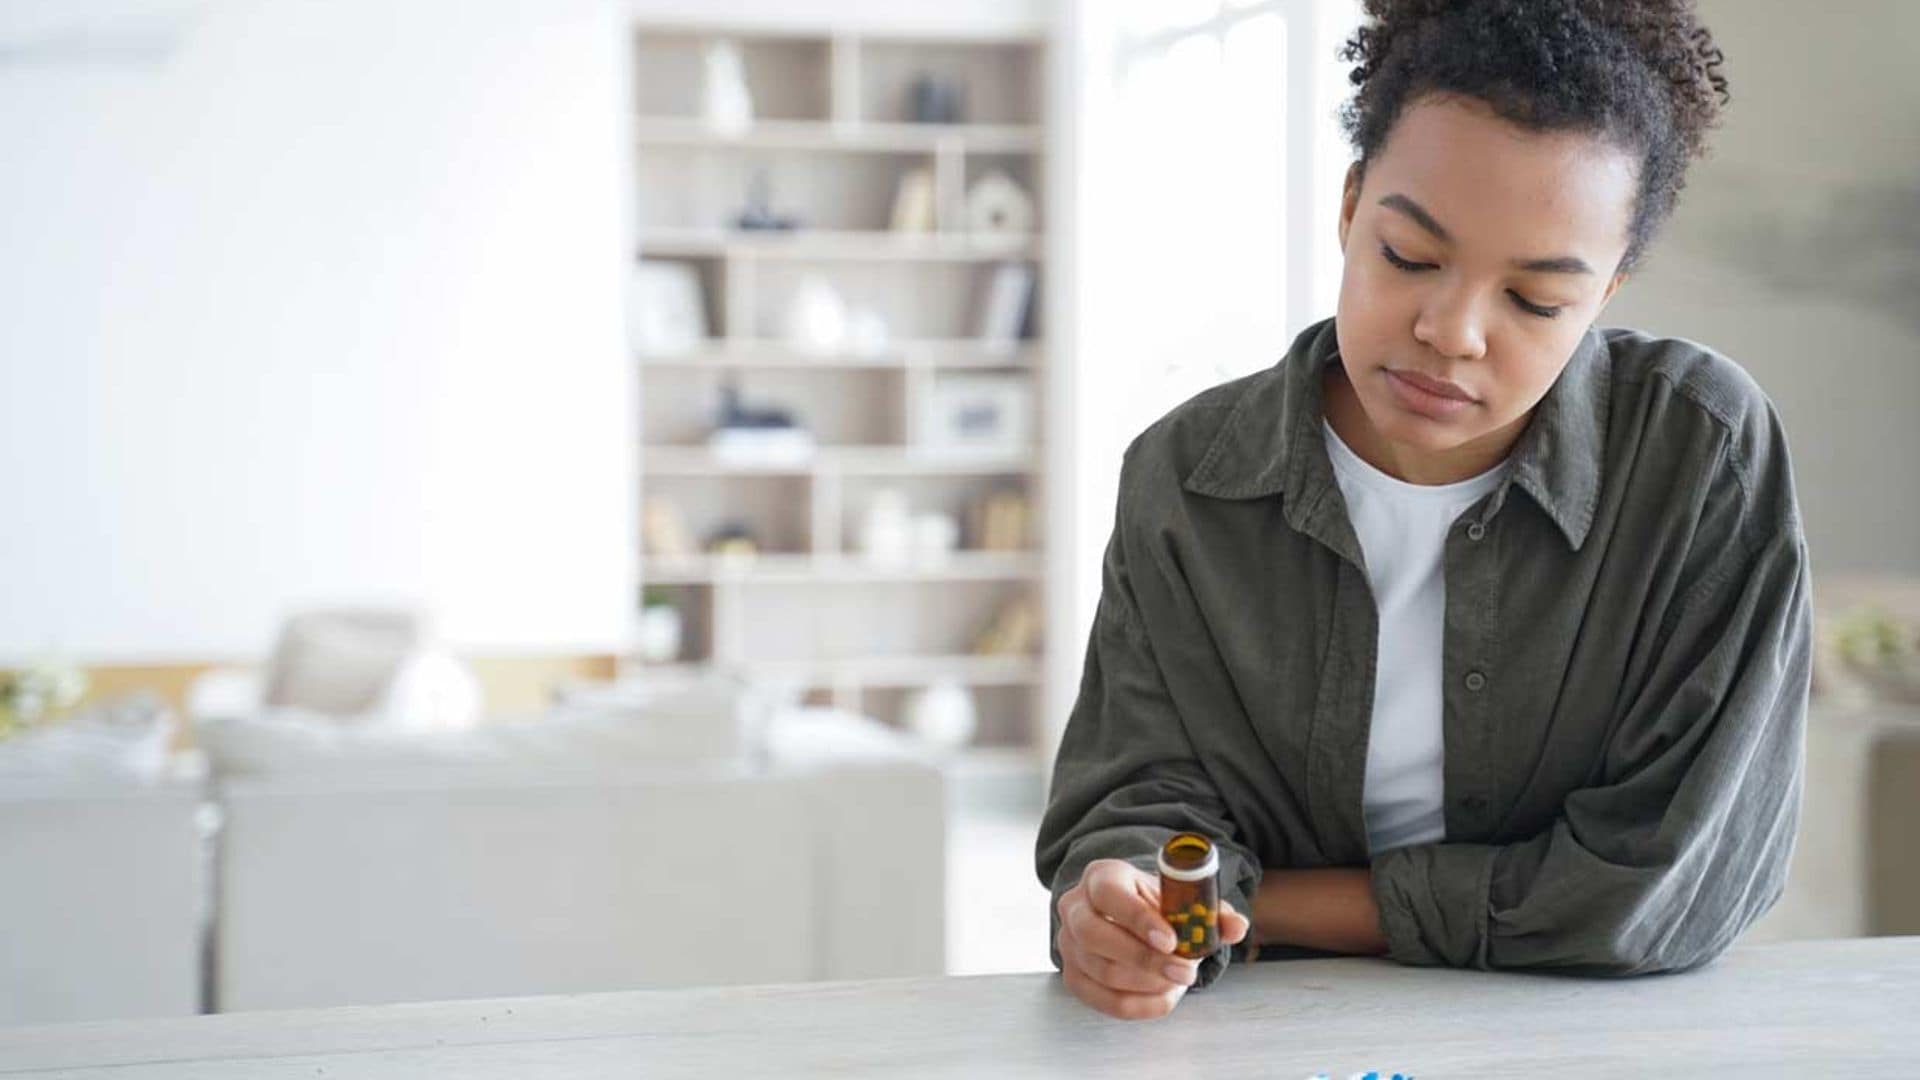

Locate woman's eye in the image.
[1381,242,1565,320]
[1379,242,1431,272]
[1509,292,1564,319]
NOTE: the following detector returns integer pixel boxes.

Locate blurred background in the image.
[2,0,1915,1026]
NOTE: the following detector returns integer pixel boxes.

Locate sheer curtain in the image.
[1046,0,1363,761]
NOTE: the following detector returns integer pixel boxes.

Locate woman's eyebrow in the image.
[1377,192,1596,275]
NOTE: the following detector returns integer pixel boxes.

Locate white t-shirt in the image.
[1323,418,1511,856]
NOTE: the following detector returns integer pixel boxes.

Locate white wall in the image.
[1604,0,1920,579]
[0,0,635,661]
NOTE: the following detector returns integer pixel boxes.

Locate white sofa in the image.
[197,691,946,1012]
[0,760,209,1025]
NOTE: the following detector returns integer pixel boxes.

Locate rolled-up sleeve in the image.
[1035,456,1262,989]
[1371,510,1813,976]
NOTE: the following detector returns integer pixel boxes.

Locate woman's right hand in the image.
[1054,858,1207,1020]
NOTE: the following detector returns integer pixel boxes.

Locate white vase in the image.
[965,169,1035,237]
[638,605,684,664]
[912,512,959,563]
[782,275,848,355]
[905,679,976,751]
[846,306,890,356]
[859,489,913,567]
[702,40,753,136]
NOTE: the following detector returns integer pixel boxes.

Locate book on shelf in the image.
[975,261,1035,354]
[968,490,1032,551]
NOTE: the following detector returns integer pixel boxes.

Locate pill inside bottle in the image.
[1157,832,1220,960]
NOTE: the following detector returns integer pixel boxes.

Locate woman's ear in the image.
[1337,161,1364,253]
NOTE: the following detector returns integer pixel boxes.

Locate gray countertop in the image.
[0,937,1912,1078]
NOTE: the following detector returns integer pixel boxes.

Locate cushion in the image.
[263,612,420,715]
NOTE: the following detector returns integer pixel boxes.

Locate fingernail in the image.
[1151,930,1176,952]
[1165,961,1195,985]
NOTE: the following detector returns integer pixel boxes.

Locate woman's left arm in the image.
[1361,487,1813,976]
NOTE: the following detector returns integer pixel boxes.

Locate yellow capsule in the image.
[1190,903,1209,917]
[1169,912,1190,925]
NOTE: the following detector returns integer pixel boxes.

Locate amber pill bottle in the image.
[1157,832,1220,960]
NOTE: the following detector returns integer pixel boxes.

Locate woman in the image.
[1036,0,1812,1021]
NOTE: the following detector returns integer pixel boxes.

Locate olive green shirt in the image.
[1036,316,1812,986]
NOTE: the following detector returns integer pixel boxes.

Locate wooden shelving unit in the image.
[627,22,1052,755]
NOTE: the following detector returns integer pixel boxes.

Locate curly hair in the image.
[1337,0,1729,275]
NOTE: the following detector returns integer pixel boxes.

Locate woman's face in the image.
[1333,93,1638,482]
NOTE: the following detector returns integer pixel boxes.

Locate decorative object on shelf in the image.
[0,654,89,740]
[968,488,1031,551]
[714,379,798,432]
[702,38,753,136]
[912,512,960,563]
[781,274,850,354]
[973,596,1039,656]
[974,261,1035,353]
[643,497,696,559]
[629,260,708,355]
[858,488,914,567]
[909,72,965,124]
[921,373,1033,454]
[735,168,800,231]
[965,169,1034,237]
[846,306,890,357]
[903,678,977,751]
[637,587,685,664]
[889,166,937,233]
[709,380,815,465]
[705,522,761,561]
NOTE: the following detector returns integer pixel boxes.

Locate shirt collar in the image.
[1181,316,1611,551]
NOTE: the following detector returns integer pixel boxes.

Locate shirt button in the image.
[1466,522,1486,541]
[1464,670,1487,692]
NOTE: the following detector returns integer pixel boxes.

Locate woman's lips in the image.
[1390,369,1475,401]
[1385,368,1477,419]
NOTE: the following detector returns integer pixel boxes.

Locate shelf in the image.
[634,116,1043,154]
[642,444,1039,476]
[629,653,1042,688]
[631,23,1052,757]
[639,340,1039,369]
[644,551,1041,584]
[641,227,1042,262]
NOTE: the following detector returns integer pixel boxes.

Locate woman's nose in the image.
[1412,287,1488,362]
